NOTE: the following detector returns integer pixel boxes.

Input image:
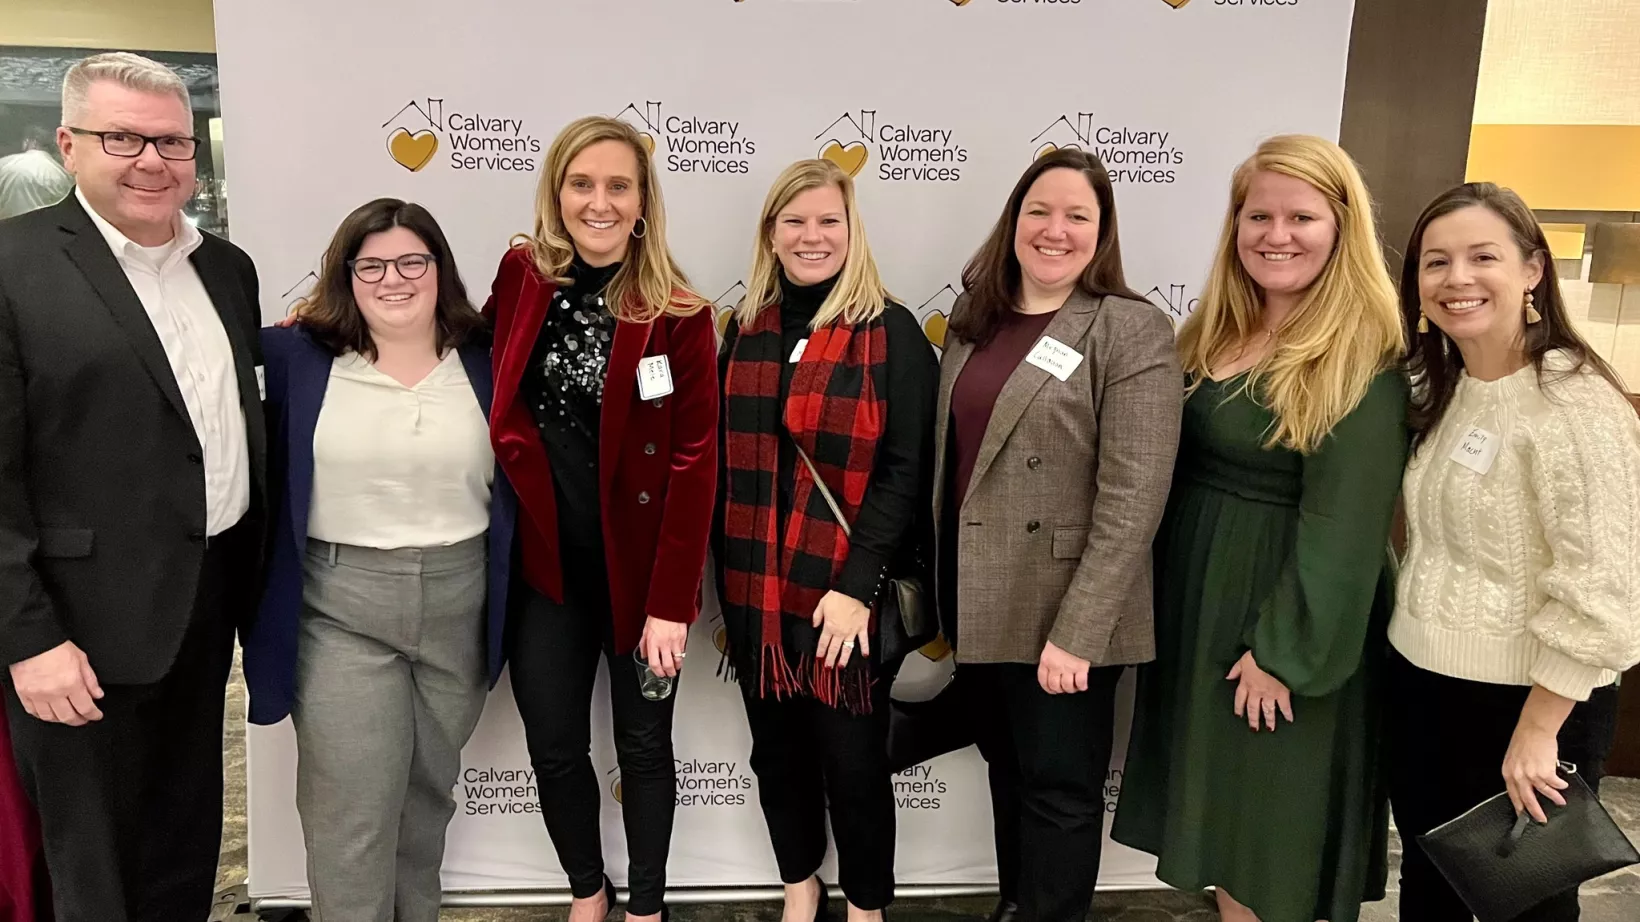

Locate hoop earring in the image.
[631,217,648,239]
[1525,290,1542,324]
[1417,313,1429,334]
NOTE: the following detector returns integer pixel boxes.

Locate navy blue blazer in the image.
[242,323,517,726]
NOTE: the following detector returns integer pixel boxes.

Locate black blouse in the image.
[523,255,620,549]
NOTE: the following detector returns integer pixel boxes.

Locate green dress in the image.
[1111,370,1409,922]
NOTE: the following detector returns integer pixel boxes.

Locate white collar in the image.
[75,185,203,265]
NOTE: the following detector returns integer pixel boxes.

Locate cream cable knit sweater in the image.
[1390,350,1640,701]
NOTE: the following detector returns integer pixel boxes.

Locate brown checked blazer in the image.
[933,290,1183,667]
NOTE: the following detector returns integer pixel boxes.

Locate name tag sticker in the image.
[637,355,674,401]
[1450,425,1501,475]
[1024,336,1083,382]
[255,365,266,401]
[789,339,808,363]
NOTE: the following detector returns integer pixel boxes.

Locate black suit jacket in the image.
[0,195,267,684]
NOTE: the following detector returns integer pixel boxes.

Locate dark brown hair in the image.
[301,198,484,359]
[952,148,1145,346]
[1402,182,1623,449]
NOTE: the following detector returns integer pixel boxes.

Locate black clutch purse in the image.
[793,444,937,664]
[1416,763,1640,922]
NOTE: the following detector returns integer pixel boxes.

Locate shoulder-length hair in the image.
[951,148,1143,347]
[299,197,483,360]
[513,115,707,322]
[1176,134,1403,454]
[1402,182,1624,450]
[737,158,892,329]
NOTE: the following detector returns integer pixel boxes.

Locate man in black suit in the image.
[0,52,265,922]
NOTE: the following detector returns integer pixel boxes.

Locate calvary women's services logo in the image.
[380,97,543,173]
[613,101,758,176]
[815,110,966,183]
[1029,110,1184,184]
[461,766,542,817]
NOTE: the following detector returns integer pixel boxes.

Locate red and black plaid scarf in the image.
[720,304,888,714]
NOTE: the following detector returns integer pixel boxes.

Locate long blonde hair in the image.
[1177,134,1403,453]
[515,116,707,322]
[738,158,891,329]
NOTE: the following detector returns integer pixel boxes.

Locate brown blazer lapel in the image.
[932,335,973,526]
[962,292,1102,512]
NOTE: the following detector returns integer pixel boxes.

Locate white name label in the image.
[1450,425,1501,475]
[789,338,808,363]
[636,355,674,401]
[255,365,266,401]
[1024,335,1083,382]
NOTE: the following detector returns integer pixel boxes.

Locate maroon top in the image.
[950,308,1059,508]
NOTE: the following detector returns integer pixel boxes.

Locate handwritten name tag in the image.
[1024,336,1083,382]
[1449,425,1501,475]
[637,355,674,400]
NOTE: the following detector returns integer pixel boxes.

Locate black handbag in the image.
[793,443,937,664]
[886,671,975,772]
[1416,763,1640,922]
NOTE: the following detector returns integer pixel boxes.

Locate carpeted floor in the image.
[212,652,1640,921]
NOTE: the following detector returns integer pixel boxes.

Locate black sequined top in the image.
[523,254,620,549]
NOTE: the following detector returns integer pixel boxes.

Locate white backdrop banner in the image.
[215,0,1357,901]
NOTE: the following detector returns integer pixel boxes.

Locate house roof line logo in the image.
[815,110,875,178]
[613,101,662,154]
[1031,113,1095,160]
[916,283,961,349]
[712,280,747,336]
[280,270,318,315]
[382,98,444,172]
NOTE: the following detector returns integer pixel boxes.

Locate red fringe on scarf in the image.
[753,642,876,716]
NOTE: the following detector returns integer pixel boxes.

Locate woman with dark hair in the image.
[934,148,1182,922]
[243,198,515,921]
[1389,182,1640,922]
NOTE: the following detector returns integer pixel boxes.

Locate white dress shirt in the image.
[76,187,250,536]
[308,350,494,549]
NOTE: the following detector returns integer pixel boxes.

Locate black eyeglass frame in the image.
[65,127,202,161]
[346,253,438,283]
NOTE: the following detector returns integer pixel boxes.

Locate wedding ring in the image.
[842,640,856,648]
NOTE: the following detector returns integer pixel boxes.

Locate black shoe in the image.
[986,900,1019,922]
[814,877,832,922]
[599,875,617,921]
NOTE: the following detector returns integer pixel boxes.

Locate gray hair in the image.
[61,52,191,126]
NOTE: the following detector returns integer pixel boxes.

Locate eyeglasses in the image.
[347,253,435,283]
[66,127,200,161]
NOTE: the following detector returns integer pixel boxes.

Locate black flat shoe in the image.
[814,877,832,922]
[600,875,617,921]
[986,900,1019,922]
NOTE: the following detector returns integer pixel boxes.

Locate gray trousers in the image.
[292,535,488,922]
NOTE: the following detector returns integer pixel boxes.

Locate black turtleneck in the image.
[524,254,621,549]
[716,271,940,605]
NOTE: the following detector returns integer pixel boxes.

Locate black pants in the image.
[740,675,897,910]
[1387,649,1620,922]
[960,662,1122,922]
[3,522,248,922]
[507,549,678,916]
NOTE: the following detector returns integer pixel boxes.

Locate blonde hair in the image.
[62,52,191,125]
[1176,134,1403,453]
[514,116,706,322]
[738,159,891,329]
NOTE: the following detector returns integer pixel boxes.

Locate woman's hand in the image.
[640,616,689,679]
[1503,686,1576,823]
[1228,650,1293,731]
[813,591,871,668]
[1038,641,1091,694]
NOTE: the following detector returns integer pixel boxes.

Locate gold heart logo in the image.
[638,132,656,155]
[715,307,733,338]
[1035,141,1082,160]
[923,311,949,348]
[1161,0,1191,7]
[917,634,953,662]
[713,624,729,654]
[820,140,868,178]
[610,778,623,803]
[387,128,438,172]
[950,0,972,5]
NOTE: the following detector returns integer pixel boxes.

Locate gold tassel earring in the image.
[1525,291,1542,324]
[1417,312,1429,333]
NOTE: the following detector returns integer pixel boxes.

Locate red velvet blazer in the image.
[483,246,719,654]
